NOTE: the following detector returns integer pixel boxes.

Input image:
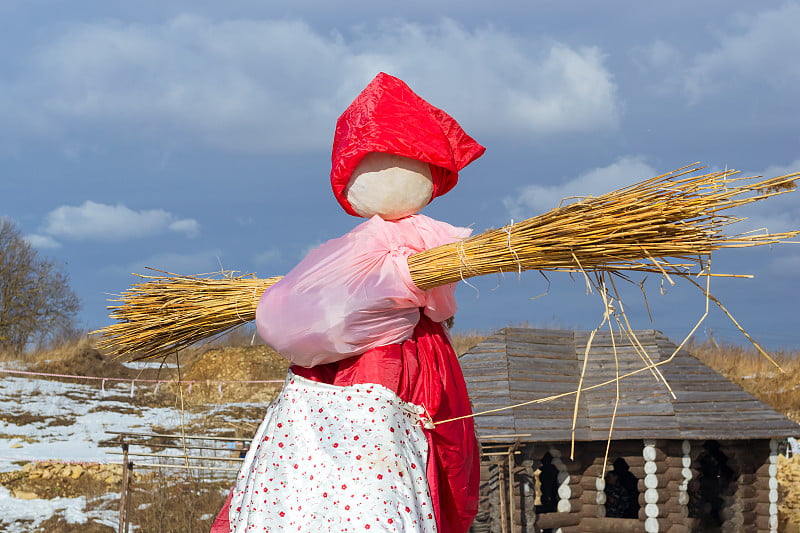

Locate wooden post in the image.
[118,435,129,533]
[124,460,133,533]
[498,458,508,533]
[507,450,516,533]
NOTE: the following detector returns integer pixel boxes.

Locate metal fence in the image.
[107,431,246,533]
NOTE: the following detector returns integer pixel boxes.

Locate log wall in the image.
[470,438,778,533]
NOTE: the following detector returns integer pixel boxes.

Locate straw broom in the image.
[95,164,799,360]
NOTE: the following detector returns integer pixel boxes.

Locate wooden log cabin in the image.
[460,328,799,533]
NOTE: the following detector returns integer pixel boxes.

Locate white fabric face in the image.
[345,152,434,220]
[230,372,437,533]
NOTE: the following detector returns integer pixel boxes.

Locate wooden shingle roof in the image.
[459,328,799,443]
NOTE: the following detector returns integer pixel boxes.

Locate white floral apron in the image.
[230,372,437,532]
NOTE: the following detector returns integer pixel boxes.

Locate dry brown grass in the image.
[28,336,137,380]
[33,516,114,533]
[1,336,165,400]
[451,330,489,356]
[0,336,93,365]
[1,463,228,533]
[778,454,800,528]
[165,344,289,405]
[126,470,229,533]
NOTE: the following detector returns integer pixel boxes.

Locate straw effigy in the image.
[95,165,799,360]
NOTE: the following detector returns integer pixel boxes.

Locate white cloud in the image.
[505,157,798,241]
[730,211,799,238]
[168,218,200,235]
[683,3,800,100]
[757,159,800,181]
[24,233,61,249]
[347,20,619,136]
[6,16,619,151]
[504,156,657,218]
[40,201,199,242]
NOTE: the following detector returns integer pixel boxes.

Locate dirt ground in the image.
[174,344,289,404]
[0,462,128,500]
[0,462,124,532]
[0,461,227,532]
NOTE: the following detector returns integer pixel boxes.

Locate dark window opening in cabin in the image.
[533,452,561,533]
[604,457,640,519]
[688,440,737,532]
[536,452,559,515]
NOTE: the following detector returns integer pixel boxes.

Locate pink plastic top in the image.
[256,214,471,367]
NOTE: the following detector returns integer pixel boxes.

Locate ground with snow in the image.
[0,365,271,532]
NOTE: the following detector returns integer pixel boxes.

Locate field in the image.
[1,333,799,531]
[0,336,289,532]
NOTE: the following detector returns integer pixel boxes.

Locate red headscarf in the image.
[331,72,486,217]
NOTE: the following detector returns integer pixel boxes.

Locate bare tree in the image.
[0,217,81,354]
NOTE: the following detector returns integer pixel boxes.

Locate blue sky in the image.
[1,1,799,349]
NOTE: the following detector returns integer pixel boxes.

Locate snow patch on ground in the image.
[0,376,200,467]
[0,375,215,529]
[0,486,117,532]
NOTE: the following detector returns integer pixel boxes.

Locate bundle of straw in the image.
[96,165,798,360]
[99,273,282,360]
[408,165,798,288]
